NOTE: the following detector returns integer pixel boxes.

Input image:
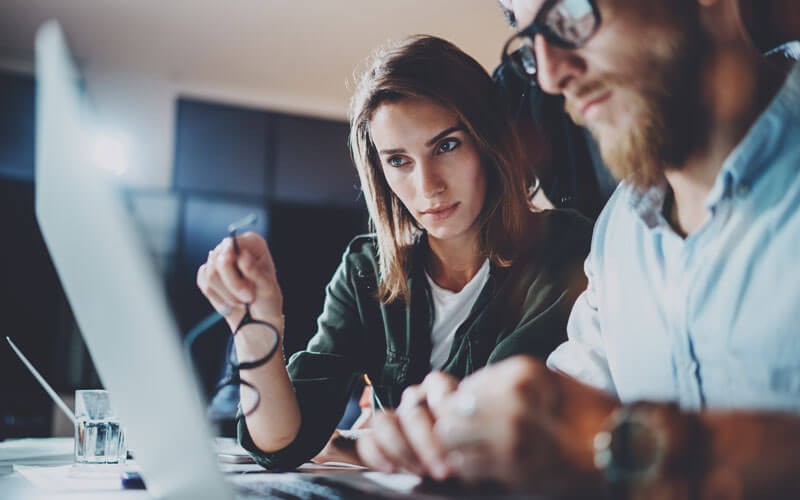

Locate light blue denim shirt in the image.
[548,64,800,412]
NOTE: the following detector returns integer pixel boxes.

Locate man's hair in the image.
[349,35,532,303]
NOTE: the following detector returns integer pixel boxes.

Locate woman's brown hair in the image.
[349,35,532,303]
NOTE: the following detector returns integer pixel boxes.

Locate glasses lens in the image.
[230,322,279,369]
[504,35,538,80]
[543,0,597,47]
[238,382,260,416]
[207,381,261,419]
[207,383,243,421]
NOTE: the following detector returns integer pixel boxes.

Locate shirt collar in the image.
[628,180,670,230]
[704,62,800,209]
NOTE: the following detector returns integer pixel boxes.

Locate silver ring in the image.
[455,393,477,418]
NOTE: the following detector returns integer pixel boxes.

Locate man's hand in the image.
[429,356,619,495]
[356,371,458,478]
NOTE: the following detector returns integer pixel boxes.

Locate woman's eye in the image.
[437,138,460,154]
[387,156,407,168]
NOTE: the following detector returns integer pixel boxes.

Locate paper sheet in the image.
[0,437,74,463]
[13,464,130,492]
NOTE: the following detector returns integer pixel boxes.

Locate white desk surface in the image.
[1,437,538,499]
[0,437,421,499]
[0,437,150,499]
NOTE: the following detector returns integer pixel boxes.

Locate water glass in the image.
[74,389,126,464]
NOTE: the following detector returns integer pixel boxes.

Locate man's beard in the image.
[566,26,708,190]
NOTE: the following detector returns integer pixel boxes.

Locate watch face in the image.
[594,408,666,483]
[611,419,661,474]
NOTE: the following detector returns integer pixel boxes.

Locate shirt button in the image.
[736,183,751,198]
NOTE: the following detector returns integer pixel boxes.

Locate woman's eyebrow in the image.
[425,124,465,147]
[377,123,465,155]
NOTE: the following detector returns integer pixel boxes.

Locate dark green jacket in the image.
[239,209,592,470]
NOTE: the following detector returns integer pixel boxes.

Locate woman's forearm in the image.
[236,334,301,453]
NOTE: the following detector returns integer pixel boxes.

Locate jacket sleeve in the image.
[237,242,369,471]
[487,210,593,364]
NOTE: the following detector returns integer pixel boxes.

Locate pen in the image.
[362,373,385,411]
[6,336,77,424]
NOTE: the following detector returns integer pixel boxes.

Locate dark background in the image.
[0,71,368,439]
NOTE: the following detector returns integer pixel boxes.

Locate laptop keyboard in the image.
[235,475,384,499]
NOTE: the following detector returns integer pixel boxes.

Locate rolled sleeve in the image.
[547,253,617,397]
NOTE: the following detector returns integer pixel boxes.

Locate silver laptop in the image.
[36,20,234,500]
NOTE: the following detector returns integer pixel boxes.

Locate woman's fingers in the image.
[197,258,240,313]
[397,386,450,479]
[356,427,400,473]
[368,411,425,475]
[419,371,459,417]
[196,233,285,328]
[215,240,254,303]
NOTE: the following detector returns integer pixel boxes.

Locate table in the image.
[0,437,539,499]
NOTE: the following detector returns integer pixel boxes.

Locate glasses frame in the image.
[183,213,280,419]
[500,0,602,84]
[227,218,280,371]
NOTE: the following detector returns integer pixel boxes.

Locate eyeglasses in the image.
[500,0,601,84]
[184,214,280,421]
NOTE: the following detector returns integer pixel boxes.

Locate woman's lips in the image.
[421,202,459,221]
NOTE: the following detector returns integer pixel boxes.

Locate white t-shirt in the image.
[425,259,491,369]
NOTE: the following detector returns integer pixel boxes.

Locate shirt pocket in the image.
[769,366,800,396]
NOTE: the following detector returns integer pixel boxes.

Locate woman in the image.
[196,35,592,471]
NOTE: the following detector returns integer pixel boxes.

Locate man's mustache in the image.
[563,79,610,125]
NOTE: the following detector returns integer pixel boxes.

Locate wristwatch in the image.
[593,403,668,484]
[592,402,707,496]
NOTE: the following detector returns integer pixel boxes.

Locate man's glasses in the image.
[184,214,280,421]
[500,0,601,84]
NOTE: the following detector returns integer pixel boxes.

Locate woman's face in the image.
[369,97,488,246]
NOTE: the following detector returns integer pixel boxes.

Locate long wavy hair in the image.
[350,35,532,303]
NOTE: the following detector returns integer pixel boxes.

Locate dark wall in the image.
[170,98,369,398]
[0,72,368,438]
[1,72,102,438]
[0,72,35,180]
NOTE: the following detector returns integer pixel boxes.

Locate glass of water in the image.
[74,390,126,464]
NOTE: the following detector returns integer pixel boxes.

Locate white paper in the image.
[0,438,74,463]
[13,464,129,492]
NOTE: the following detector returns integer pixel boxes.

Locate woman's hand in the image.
[356,371,458,479]
[196,231,284,332]
[311,429,367,466]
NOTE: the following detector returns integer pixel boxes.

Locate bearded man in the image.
[357,1,800,498]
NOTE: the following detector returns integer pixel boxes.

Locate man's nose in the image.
[534,35,585,94]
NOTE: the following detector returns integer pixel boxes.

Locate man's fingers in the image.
[434,412,495,451]
[444,447,497,485]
